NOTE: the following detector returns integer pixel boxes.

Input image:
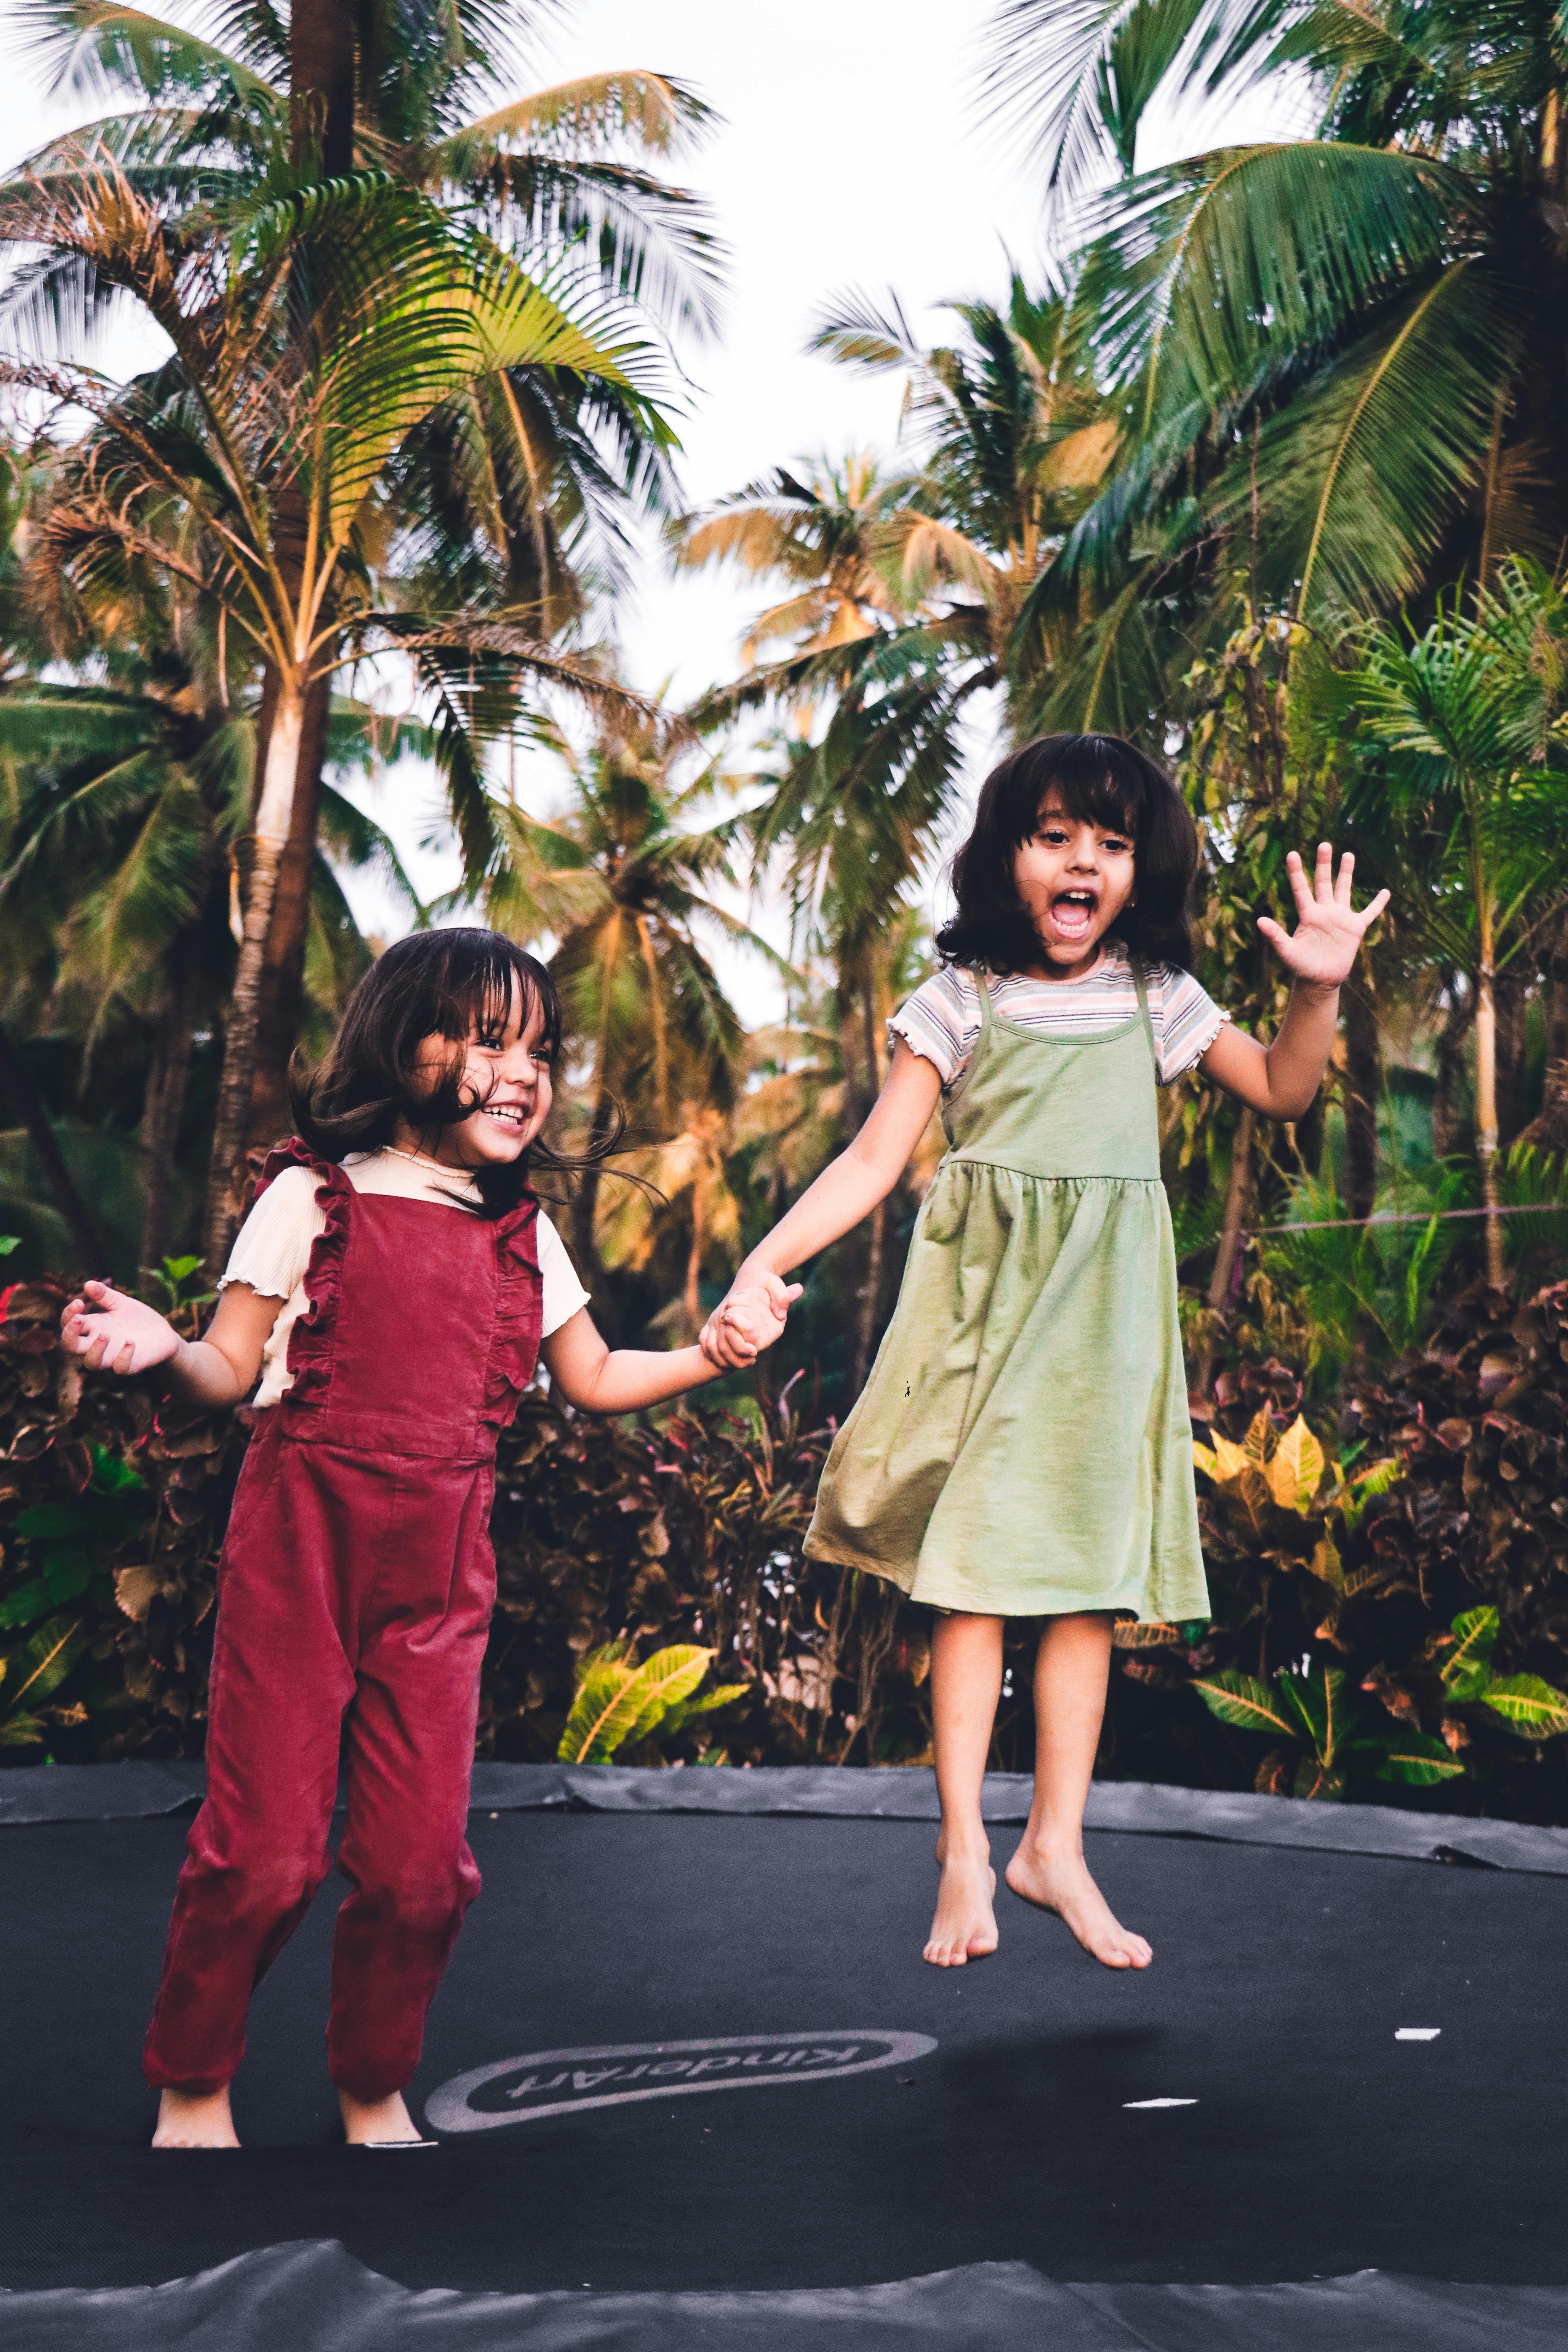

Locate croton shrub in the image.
[6,1270,1568,1817]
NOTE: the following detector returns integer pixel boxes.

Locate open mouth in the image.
[1047,888,1098,941]
[483,1103,531,1131]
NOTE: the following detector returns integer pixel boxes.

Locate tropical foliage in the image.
[5,0,1568,1810]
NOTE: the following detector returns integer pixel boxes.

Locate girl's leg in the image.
[1004,1612,1151,1969]
[925,1611,1004,1967]
[327,1471,492,2138]
[144,1436,352,2143]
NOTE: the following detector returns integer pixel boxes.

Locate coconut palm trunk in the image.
[1342,980,1381,1223]
[1208,1106,1256,1315]
[204,671,307,1268]
[851,967,888,1392]
[139,920,206,1270]
[240,11,354,1154]
[246,664,332,1152]
[1474,898,1505,1289]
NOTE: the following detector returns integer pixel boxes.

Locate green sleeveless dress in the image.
[804,967,1209,1621]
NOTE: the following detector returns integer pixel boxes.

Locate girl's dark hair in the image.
[935,733,1198,975]
[289,927,622,1218]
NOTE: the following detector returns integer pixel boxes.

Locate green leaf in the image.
[1191,1671,1296,1739]
[1441,1606,1499,1701]
[13,1504,95,1541]
[611,1645,718,1755]
[0,1236,19,1256]
[660,1682,751,1739]
[556,1642,637,1764]
[1373,1732,1468,1786]
[1,1615,88,1718]
[1275,1664,1348,1765]
[0,1580,56,1632]
[1481,1676,1568,1741]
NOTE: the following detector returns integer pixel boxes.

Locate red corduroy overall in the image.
[143,1142,542,2101]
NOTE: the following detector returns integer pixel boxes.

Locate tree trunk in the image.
[1493,958,1531,1149]
[1520,911,1568,1150]
[0,1018,105,1272]
[232,7,354,1154]
[1432,980,1470,1160]
[850,968,886,1391]
[290,0,356,171]
[1208,1105,1255,1313]
[1475,946,1505,1289]
[245,663,332,1153]
[204,675,306,1271]
[570,1089,617,1335]
[1342,979,1380,1222]
[139,923,204,1271]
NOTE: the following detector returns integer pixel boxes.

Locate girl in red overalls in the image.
[63,930,794,2150]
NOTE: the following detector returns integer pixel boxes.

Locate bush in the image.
[1104,1282,1568,1821]
[0,1278,934,1769]
[9,1270,1568,1820]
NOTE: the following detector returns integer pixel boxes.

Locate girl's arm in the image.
[702,1041,943,1367]
[62,1280,283,1407]
[1198,845,1389,1120]
[541,1291,798,1415]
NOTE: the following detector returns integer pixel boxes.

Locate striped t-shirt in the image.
[888,942,1228,1091]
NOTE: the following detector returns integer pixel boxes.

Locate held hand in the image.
[699,1274,803,1370]
[60,1281,181,1378]
[1257,844,1390,991]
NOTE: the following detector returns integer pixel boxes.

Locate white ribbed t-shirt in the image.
[220,1147,589,1408]
[889,942,1228,1091]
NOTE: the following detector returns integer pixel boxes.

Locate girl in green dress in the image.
[702,734,1387,1975]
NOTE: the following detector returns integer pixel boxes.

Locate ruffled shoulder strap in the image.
[480,1187,545,1429]
[257,1135,351,1200]
[262,1139,353,1409]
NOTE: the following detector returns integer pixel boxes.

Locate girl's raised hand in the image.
[1258,844,1390,989]
[61,1281,181,1377]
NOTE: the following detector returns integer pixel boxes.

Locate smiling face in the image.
[399,976,554,1170]
[1012,789,1137,980]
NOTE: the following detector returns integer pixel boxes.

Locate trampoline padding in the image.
[4,2241,1568,2351]
[6,1759,1568,1877]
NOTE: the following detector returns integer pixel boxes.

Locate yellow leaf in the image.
[1269,1416,1326,1513]
[1208,1431,1250,1481]
[1192,1440,1220,1482]
[1243,1407,1274,1466]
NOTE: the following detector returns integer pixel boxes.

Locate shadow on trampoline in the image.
[0,1766,1565,2348]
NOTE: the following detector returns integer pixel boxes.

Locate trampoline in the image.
[2,1762,1566,2349]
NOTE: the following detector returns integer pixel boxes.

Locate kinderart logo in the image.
[426,2029,937,2134]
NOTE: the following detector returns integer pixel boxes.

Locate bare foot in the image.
[1004,1843,1152,1969]
[339,2087,426,2145]
[925,1833,999,1967]
[152,2086,240,2148]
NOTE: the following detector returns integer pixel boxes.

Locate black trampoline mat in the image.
[1,1807,1564,2311]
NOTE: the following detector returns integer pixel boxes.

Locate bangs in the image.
[426,930,563,1061]
[1002,735,1148,847]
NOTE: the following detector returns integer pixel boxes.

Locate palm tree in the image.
[1344,560,1568,1285]
[676,453,909,666]
[982,0,1568,715]
[1,142,661,1264]
[481,699,785,1301]
[9,0,718,1160]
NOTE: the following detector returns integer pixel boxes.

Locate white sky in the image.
[0,3,1303,1022]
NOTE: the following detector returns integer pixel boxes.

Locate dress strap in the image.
[1131,959,1157,1070]
[974,970,993,1040]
